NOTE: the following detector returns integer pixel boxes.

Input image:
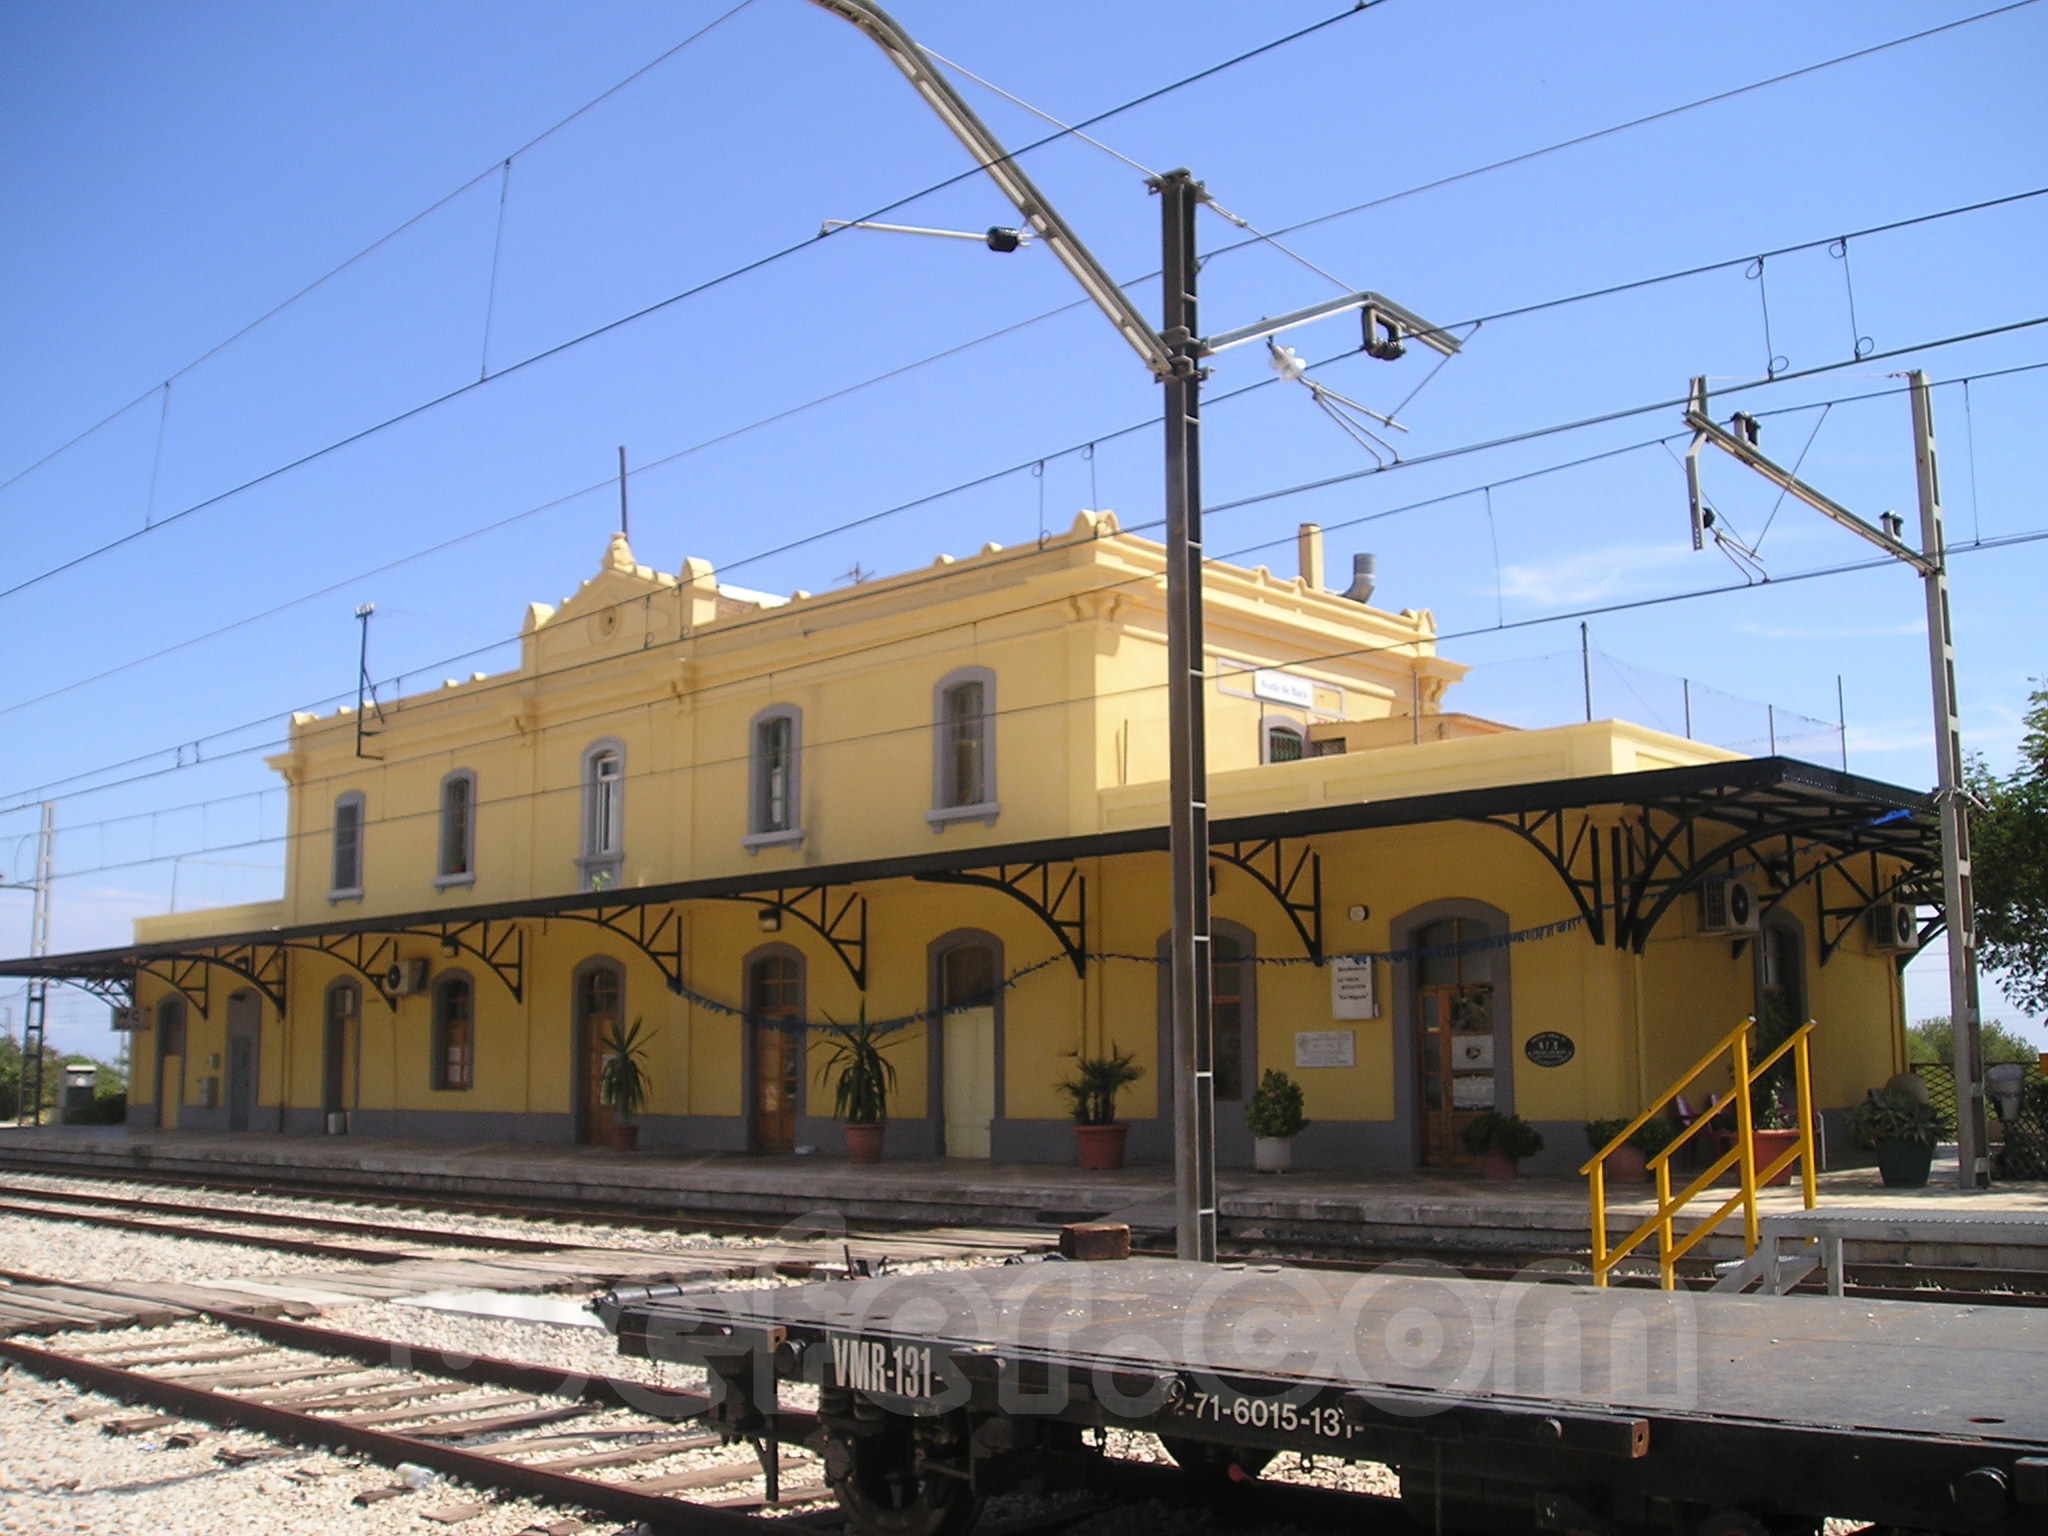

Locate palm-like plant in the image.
[1057,1045,1144,1126]
[815,1007,900,1126]
[597,1016,653,1124]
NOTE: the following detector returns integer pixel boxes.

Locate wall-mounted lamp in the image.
[757,907,782,934]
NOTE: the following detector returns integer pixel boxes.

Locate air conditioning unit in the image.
[109,1006,146,1032]
[1697,876,1759,935]
[1868,902,1920,953]
[383,958,430,997]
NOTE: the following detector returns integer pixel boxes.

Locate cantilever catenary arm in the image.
[803,0,1175,379]
[1683,376,1934,574]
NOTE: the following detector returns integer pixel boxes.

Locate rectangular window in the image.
[438,775,473,880]
[331,797,362,894]
[944,681,986,806]
[581,749,623,888]
[756,715,793,833]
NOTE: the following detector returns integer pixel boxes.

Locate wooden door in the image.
[155,1001,185,1131]
[749,956,800,1154]
[1413,919,1496,1166]
[576,966,621,1145]
[225,991,261,1133]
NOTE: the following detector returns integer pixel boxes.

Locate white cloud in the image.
[1496,543,1694,607]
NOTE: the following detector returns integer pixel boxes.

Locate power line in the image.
[0,2,1376,608]
[6,317,2045,822]
[0,0,765,502]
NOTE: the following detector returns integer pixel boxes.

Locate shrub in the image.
[1847,1086,1951,1150]
[815,1009,901,1126]
[1461,1111,1544,1161]
[1057,1046,1143,1125]
[1245,1069,1309,1140]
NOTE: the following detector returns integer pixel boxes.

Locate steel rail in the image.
[0,1182,576,1253]
[0,1332,776,1534]
[0,1195,425,1264]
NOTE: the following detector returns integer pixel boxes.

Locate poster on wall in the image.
[1294,1030,1356,1069]
[1330,956,1377,1019]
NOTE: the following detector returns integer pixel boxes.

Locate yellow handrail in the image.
[1582,1017,1818,1289]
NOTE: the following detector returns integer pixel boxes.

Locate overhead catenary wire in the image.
[5,177,2043,738]
[0,0,767,501]
[6,324,2047,825]
[22,519,2047,890]
[0,1,1379,606]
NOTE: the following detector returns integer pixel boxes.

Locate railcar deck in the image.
[607,1257,2048,1536]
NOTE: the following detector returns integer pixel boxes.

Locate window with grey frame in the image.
[929,670,997,824]
[1263,719,1306,763]
[437,770,476,885]
[746,707,802,847]
[330,792,365,898]
[579,744,624,889]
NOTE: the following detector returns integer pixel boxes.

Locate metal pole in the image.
[1156,168,1216,1262]
[1909,372,1987,1189]
[354,604,381,762]
[617,446,630,542]
[1580,622,1593,722]
[18,803,52,1126]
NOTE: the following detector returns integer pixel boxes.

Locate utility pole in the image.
[17,803,52,1126]
[1156,168,1217,1260]
[354,603,383,761]
[1684,371,1985,1188]
[1909,373,1988,1189]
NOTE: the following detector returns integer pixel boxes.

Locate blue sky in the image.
[2,0,2044,1057]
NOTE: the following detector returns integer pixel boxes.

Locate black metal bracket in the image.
[421,919,526,1003]
[57,974,134,1009]
[1483,809,1606,946]
[762,887,869,990]
[1210,839,1323,961]
[1807,850,1939,966]
[917,864,1085,977]
[283,932,401,1012]
[138,956,212,1019]
[553,903,686,994]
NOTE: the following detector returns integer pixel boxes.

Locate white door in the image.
[943,1007,995,1159]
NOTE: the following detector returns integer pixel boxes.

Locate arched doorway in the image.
[745,948,803,1154]
[154,996,187,1131]
[572,961,624,1145]
[224,990,262,1132]
[321,979,359,1129]
[933,937,999,1159]
[1389,900,1513,1170]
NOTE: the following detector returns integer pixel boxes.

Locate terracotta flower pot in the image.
[1074,1122,1129,1171]
[1481,1148,1518,1182]
[608,1123,640,1153]
[1752,1128,1799,1187]
[844,1123,886,1164]
[1605,1145,1649,1185]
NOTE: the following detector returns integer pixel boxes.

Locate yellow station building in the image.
[13,514,1942,1173]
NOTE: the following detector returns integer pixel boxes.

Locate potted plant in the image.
[1246,1069,1309,1173]
[1750,1084,1802,1188]
[1461,1110,1545,1180]
[1584,1115,1677,1185]
[597,1015,653,1152]
[1058,1045,1144,1171]
[815,1008,900,1164]
[1847,1085,1950,1188]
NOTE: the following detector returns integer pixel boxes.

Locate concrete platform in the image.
[5,1125,2043,1262]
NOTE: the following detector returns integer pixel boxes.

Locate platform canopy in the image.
[0,755,1941,1013]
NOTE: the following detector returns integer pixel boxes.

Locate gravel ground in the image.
[0,1213,379,1285]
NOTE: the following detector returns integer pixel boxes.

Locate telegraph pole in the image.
[1909,372,1988,1188]
[1156,169,1218,1260]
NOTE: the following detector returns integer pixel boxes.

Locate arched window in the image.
[430,972,475,1091]
[745,706,803,847]
[1262,719,1305,764]
[330,791,365,898]
[929,667,997,826]
[436,770,476,885]
[579,741,624,889]
[155,995,186,1058]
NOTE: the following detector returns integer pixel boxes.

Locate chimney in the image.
[1342,552,1376,605]
[1296,523,1325,590]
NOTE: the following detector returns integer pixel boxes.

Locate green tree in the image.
[1970,684,2048,1017]
[1907,1016,2038,1066]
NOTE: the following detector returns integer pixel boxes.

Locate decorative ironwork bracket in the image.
[138,957,212,1019]
[553,903,686,994]
[421,919,526,1003]
[763,887,869,989]
[284,932,401,1011]
[1211,839,1323,961]
[1807,850,1939,967]
[917,864,1085,977]
[1482,810,1607,946]
[59,974,134,1009]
